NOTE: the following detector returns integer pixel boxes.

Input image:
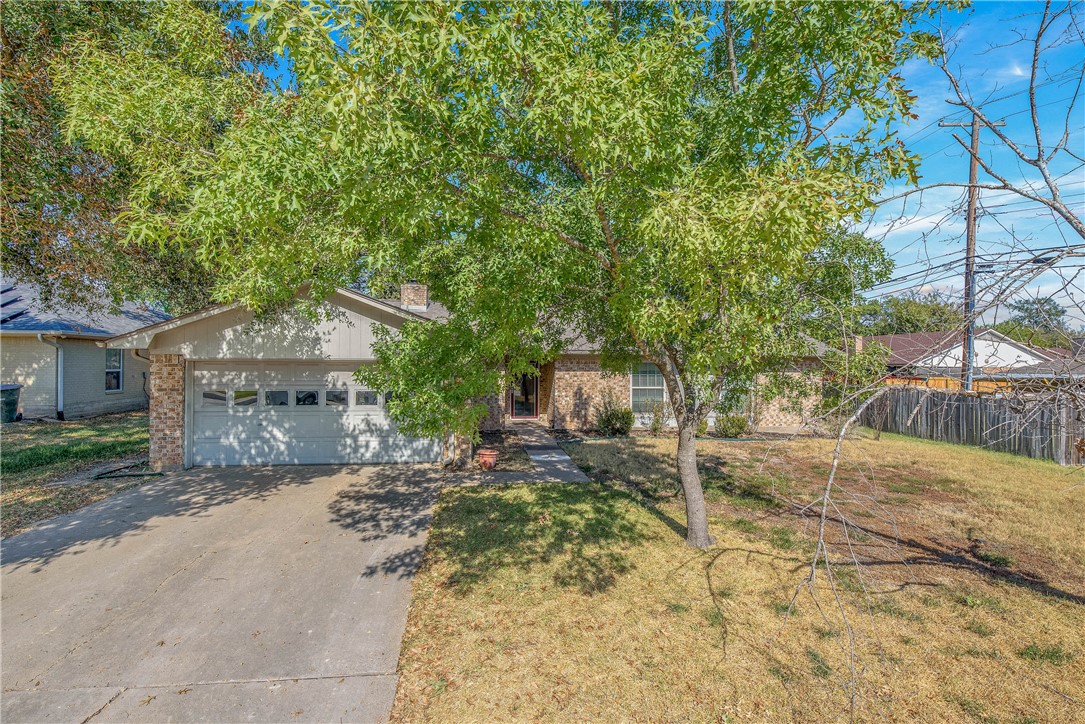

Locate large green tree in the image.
[855,291,965,337]
[990,296,1072,349]
[57,1,940,548]
[1,0,270,313]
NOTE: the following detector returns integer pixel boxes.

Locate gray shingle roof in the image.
[0,280,171,338]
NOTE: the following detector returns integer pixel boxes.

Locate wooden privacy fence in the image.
[861,386,1083,466]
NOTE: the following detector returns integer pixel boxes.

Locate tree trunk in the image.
[677,422,714,548]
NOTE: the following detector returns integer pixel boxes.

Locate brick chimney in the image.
[400,283,429,311]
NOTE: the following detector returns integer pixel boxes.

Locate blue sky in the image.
[864,1,1084,328]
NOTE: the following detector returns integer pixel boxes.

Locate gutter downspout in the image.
[132,348,151,405]
[37,334,64,420]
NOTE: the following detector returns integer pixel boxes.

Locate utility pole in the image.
[940,114,1005,391]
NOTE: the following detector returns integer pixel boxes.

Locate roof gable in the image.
[107,288,420,360]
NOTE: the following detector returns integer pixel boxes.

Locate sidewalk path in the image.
[514,424,591,483]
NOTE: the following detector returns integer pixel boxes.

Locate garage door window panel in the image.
[295,390,320,407]
[325,389,348,407]
[201,389,228,407]
[233,390,258,407]
[356,390,379,408]
[264,390,289,407]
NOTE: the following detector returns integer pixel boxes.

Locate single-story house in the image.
[0,280,171,419]
[860,329,1060,380]
[105,284,825,470]
[975,337,1084,388]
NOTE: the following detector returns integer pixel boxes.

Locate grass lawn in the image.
[393,432,1084,722]
[1,411,149,537]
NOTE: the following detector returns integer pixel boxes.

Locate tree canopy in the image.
[55,0,943,547]
[990,296,1073,349]
[1,0,270,313]
[854,291,965,337]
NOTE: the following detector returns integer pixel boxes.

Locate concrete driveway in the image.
[1,464,442,723]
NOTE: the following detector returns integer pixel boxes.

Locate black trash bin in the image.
[1,383,23,423]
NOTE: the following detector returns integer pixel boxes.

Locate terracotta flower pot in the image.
[477,448,499,471]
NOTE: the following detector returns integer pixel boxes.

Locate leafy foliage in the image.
[595,391,635,437]
[647,401,671,435]
[56,1,944,546]
[989,297,1072,349]
[713,414,749,439]
[855,292,965,337]
[1,0,269,313]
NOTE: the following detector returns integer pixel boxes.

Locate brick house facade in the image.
[109,284,825,469]
[481,354,821,432]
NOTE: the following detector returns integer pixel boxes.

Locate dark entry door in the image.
[510,373,538,418]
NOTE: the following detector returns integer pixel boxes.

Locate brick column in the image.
[149,353,185,470]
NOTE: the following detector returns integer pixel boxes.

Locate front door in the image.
[509,372,539,419]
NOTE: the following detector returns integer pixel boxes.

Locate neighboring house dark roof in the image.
[863,329,1055,368]
[862,331,960,367]
[0,280,171,339]
[1041,346,1073,359]
[977,357,1085,380]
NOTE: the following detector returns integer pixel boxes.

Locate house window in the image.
[631,362,665,413]
[355,390,379,407]
[295,390,320,406]
[264,390,289,407]
[105,349,123,392]
[325,389,348,407]
[233,390,258,407]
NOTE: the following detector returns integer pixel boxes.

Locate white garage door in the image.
[189,362,441,466]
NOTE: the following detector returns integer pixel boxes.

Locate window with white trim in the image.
[631,362,665,413]
[105,349,123,392]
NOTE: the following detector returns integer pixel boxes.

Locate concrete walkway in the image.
[514,424,591,482]
[448,425,590,486]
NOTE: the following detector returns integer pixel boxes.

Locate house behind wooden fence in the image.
[860,386,1083,466]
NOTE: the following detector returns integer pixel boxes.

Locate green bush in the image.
[595,391,634,436]
[714,413,749,438]
[696,418,709,437]
[647,401,670,435]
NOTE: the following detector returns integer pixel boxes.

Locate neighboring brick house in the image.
[0,280,170,419]
[106,283,825,469]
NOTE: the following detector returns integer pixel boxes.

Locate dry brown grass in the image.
[393,434,1085,722]
[475,431,534,472]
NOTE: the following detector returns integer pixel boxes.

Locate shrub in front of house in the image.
[595,391,634,436]
[647,401,670,435]
[696,418,709,437]
[714,413,749,438]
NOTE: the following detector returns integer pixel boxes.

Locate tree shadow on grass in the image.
[421,482,664,596]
